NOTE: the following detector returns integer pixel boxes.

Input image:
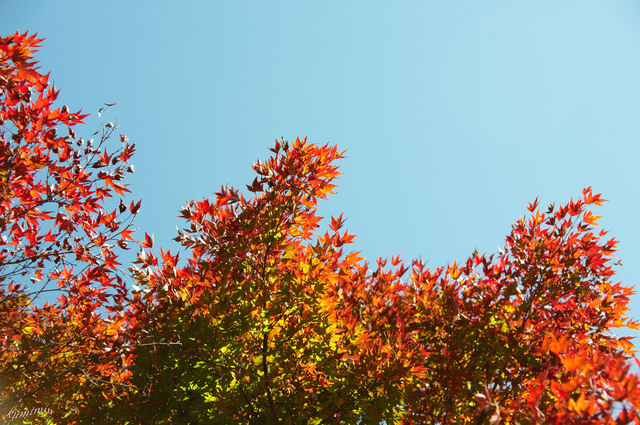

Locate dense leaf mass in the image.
[0,32,138,422]
[2,32,640,425]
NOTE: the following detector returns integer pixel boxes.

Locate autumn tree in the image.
[0,32,139,422]
[98,136,639,424]
[2,32,640,425]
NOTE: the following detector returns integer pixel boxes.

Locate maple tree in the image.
[2,32,640,425]
[97,136,639,424]
[0,32,139,422]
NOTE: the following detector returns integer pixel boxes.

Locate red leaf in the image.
[330,213,345,232]
[143,233,154,249]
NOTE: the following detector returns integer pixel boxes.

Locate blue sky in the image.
[3,2,640,332]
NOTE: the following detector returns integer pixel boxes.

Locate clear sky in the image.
[3,2,640,334]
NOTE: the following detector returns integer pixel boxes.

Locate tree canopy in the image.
[2,31,640,425]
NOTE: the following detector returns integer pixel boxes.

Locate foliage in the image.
[112,139,640,424]
[2,32,640,425]
[0,32,138,422]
